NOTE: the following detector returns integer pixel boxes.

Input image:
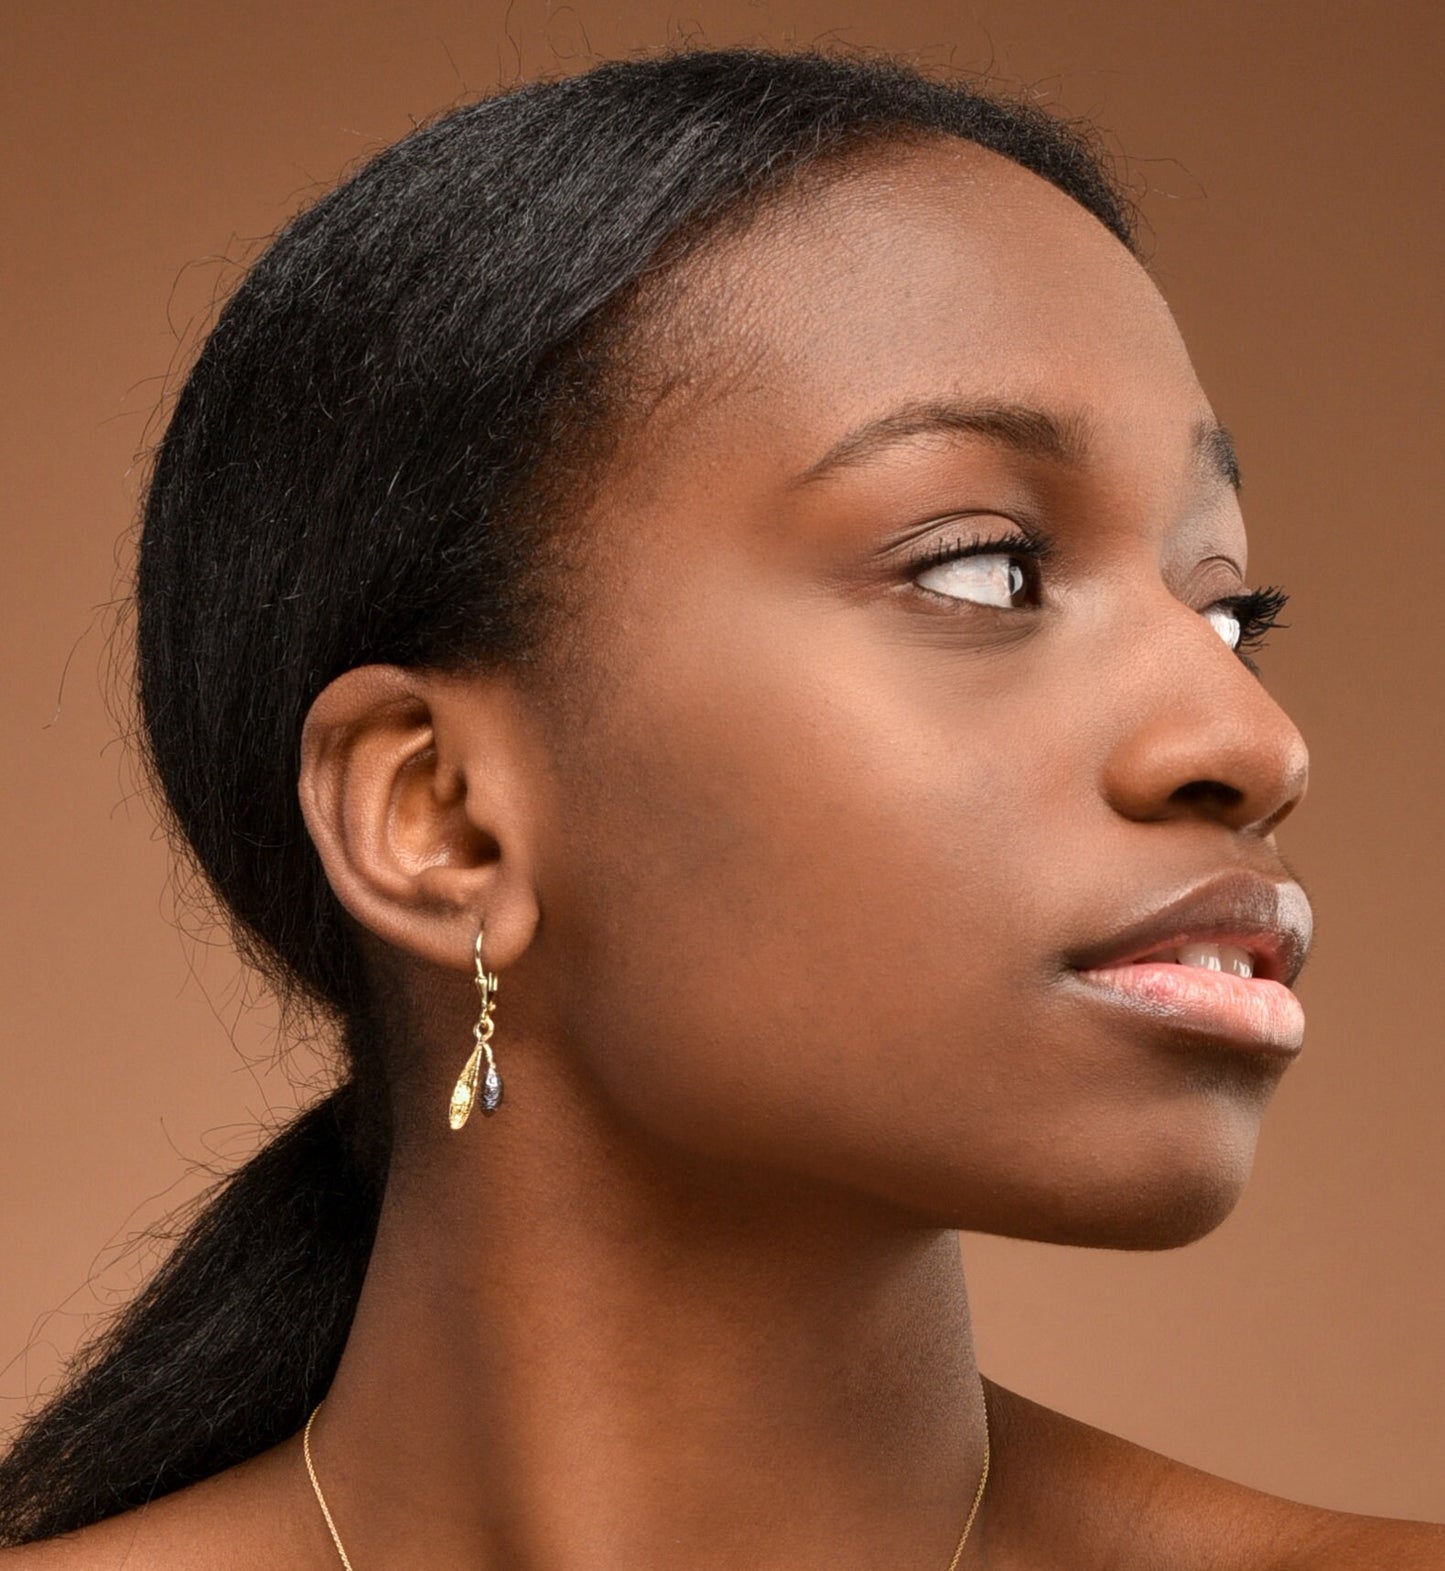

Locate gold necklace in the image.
[303,1396,990,1569]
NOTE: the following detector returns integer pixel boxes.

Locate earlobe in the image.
[297,664,533,972]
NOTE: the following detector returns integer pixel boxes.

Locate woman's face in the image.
[529,137,1311,1249]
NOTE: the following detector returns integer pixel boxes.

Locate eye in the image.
[1204,605,1243,649]
[906,527,1049,609]
[1203,585,1291,671]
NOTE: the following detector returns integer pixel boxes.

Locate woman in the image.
[1,43,1439,1569]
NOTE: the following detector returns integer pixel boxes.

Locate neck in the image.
[311,1083,989,1571]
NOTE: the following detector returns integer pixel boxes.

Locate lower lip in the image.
[1068,962,1305,1056]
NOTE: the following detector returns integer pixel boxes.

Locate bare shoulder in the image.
[0,1436,323,1571]
[984,1378,1445,1570]
[0,1511,164,1571]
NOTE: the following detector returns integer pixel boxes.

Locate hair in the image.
[0,44,1137,1544]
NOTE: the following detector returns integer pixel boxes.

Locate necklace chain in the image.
[303,1395,990,1570]
[945,1408,992,1571]
[303,1404,357,1571]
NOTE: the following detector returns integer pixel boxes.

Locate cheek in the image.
[545,581,1075,1174]
[538,575,1272,1241]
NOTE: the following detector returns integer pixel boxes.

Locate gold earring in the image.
[448,928,502,1129]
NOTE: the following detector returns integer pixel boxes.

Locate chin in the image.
[1078,1175,1250,1251]
[1024,1125,1261,1251]
[978,1170,1249,1252]
[949,1091,1268,1251]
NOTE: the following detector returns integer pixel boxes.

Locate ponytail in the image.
[0,1085,383,1544]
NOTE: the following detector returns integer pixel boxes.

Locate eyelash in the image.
[904,529,1291,671]
[1211,585,1291,672]
[906,527,1051,597]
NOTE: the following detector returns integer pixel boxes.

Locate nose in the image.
[1099,602,1310,838]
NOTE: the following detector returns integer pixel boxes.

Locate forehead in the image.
[594,136,1222,531]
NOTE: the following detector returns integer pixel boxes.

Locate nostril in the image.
[1170,778,1245,815]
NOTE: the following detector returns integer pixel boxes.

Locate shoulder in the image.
[1265,1515,1445,1570]
[0,1435,322,1571]
[0,1517,151,1571]
[984,1378,1445,1570]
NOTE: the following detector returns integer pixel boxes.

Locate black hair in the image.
[0,44,1136,1544]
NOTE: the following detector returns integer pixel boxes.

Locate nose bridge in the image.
[1099,588,1309,835]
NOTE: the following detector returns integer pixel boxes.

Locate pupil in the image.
[1006,560,1024,601]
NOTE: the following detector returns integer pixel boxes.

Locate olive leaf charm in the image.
[449,934,501,1130]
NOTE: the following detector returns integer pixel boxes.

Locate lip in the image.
[1065,869,1312,986]
[1063,870,1313,1056]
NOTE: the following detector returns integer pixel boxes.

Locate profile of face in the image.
[316,136,1312,1255]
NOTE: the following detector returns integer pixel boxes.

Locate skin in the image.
[9,138,1443,1569]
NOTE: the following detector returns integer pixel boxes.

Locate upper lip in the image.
[1065,869,1313,988]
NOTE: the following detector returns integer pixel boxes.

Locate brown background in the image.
[3,0,1442,1522]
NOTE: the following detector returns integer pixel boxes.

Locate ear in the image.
[297,664,543,975]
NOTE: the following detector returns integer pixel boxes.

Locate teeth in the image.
[1142,942,1255,978]
[1119,942,1264,977]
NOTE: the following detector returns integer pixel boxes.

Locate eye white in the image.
[916,554,1026,608]
[1204,605,1242,649]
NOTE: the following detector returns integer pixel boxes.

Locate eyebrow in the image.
[790,398,1241,492]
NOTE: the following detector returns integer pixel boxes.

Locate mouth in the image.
[1063,871,1313,1057]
